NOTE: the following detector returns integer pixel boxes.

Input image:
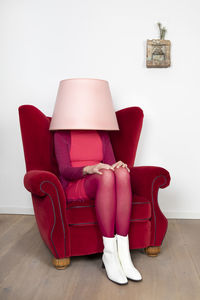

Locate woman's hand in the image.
[83,161,130,175]
[83,163,115,175]
[111,161,130,172]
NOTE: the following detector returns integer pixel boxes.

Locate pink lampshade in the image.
[49,78,119,131]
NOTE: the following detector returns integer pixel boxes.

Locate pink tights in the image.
[84,167,132,238]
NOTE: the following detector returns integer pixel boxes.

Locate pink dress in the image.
[53,130,116,202]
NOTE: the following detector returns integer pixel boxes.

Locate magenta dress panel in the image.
[53,130,116,202]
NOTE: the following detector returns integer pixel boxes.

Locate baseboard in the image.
[0,207,34,215]
[0,207,200,219]
[164,211,200,219]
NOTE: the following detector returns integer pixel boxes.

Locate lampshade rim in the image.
[49,127,120,131]
[60,78,109,84]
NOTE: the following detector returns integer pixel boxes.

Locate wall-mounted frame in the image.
[146,39,171,68]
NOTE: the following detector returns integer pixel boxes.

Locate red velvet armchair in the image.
[18,105,171,269]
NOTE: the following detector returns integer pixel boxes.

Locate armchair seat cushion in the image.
[131,194,151,221]
[66,194,151,226]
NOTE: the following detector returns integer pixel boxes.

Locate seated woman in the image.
[50,78,142,285]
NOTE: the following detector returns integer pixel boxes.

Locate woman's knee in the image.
[85,169,115,187]
[114,166,130,182]
[84,169,115,198]
[97,168,115,186]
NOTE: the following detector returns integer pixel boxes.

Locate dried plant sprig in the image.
[157,22,167,39]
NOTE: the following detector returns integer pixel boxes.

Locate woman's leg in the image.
[114,167,132,236]
[113,167,142,281]
[84,169,116,237]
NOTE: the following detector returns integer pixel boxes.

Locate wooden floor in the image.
[0,215,200,300]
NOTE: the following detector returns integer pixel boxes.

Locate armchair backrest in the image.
[109,106,144,167]
[18,105,58,174]
[18,105,143,173]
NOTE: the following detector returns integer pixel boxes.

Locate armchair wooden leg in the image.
[144,246,161,257]
[52,257,71,270]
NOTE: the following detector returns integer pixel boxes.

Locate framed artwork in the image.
[146,23,171,68]
[146,39,171,68]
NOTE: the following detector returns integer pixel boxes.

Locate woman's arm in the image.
[54,131,87,180]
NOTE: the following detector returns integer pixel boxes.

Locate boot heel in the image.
[102,261,105,268]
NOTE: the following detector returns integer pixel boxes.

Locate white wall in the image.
[1,0,200,218]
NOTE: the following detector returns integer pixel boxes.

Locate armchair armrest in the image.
[24,170,70,258]
[129,166,171,246]
[24,170,64,197]
[129,166,171,198]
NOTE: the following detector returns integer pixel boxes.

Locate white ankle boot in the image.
[115,234,142,281]
[102,236,128,285]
